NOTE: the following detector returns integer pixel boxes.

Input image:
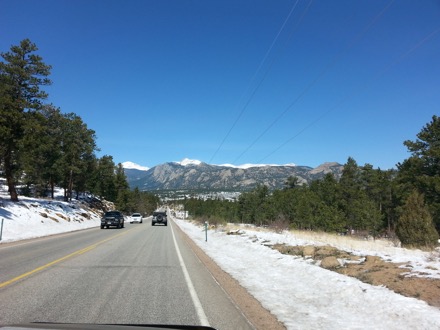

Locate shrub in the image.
[396,190,439,249]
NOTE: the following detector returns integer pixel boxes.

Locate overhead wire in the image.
[258,25,440,163]
[232,0,395,164]
[208,0,312,163]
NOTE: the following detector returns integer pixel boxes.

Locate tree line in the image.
[2,39,438,247]
[182,116,440,249]
[0,39,159,214]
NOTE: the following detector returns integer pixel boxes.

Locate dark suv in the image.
[152,210,167,226]
[101,211,125,229]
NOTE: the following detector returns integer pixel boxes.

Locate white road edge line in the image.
[170,221,210,327]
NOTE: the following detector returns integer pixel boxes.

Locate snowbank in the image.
[2,187,440,329]
[174,219,440,330]
[0,194,101,243]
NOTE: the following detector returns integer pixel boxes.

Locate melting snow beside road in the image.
[2,189,440,330]
[174,218,440,330]
[0,195,101,243]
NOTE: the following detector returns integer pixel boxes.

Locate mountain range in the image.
[122,159,344,192]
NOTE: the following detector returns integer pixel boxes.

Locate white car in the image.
[130,213,143,224]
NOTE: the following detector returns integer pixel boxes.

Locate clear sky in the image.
[1,0,439,170]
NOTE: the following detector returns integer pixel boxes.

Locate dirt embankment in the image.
[272,244,440,308]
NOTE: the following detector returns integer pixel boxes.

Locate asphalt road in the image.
[0,218,254,330]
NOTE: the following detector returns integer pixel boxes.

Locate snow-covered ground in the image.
[174,219,440,329]
[0,194,102,243]
[2,188,440,329]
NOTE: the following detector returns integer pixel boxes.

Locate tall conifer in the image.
[0,39,51,201]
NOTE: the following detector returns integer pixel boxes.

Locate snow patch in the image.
[2,185,440,330]
[219,163,296,169]
[174,219,440,329]
[122,161,149,171]
[176,158,202,166]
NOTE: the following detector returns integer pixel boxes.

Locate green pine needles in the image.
[396,190,439,249]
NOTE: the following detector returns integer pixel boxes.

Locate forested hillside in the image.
[180,116,440,249]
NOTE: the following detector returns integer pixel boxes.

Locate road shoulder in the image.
[174,221,286,330]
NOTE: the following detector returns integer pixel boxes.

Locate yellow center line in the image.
[0,228,133,289]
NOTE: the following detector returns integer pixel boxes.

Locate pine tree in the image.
[396,190,439,248]
[93,156,117,201]
[58,113,97,201]
[0,39,51,201]
[284,176,299,189]
[20,105,64,197]
[339,157,362,232]
[398,116,440,231]
[114,163,131,211]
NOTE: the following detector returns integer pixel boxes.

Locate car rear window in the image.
[105,211,120,217]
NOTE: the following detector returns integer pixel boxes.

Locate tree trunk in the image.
[68,169,73,202]
[50,177,54,199]
[4,151,19,201]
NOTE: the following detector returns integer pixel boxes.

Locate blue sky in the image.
[2,0,439,169]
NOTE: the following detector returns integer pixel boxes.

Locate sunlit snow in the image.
[1,186,440,329]
[174,219,440,329]
[121,161,150,171]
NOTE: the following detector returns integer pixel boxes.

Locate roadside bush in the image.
[268,214,290,233]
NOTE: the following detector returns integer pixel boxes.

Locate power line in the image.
[233,0,395,164]
[258,25,440,163]
[209,0,312,163]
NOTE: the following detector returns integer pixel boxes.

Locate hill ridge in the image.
[123,161,344,191]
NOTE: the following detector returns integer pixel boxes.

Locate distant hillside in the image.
[123,160,343,191]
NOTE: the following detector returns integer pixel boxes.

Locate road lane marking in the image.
[170,221,210,327]
[0,227,99,250]
[0,229,132,289]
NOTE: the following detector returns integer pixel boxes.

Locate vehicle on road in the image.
[101,211,125,229]
[130,212,143,224]
[152,210,167,226]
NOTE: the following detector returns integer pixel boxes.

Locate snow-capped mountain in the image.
[174,158,202,166]
[123,158,298,171]
[219,162,297,169]
[121,161,149,171]
[122,159,343,191]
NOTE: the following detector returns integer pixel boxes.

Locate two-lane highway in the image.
[0,219,254,329]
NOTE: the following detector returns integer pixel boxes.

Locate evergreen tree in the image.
[20,105,64,197]
[114,163,131,211]
[338,158,384,235]
[93,156,117,201]
[238,185,269,225]
[360,164,396,234]
[396,190,439,248]
[293,188,320,230]
[309,173,339,209]
[398,115,440,231]
[0,39,51,200]
[377,169,399,234]
[74,153,97,199]
[269,186,301,227]
[339,157,362,231]
[309,174,345,232]
[284,176,299,189]
[58,113,97,201]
